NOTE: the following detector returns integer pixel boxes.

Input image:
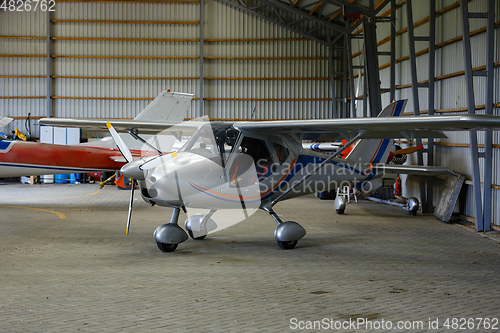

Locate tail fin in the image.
[134,91,193,122]
[345,100,407,164]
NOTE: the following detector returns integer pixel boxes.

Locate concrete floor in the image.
[1,183,500,332]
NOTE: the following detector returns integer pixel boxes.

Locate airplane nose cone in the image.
[143,152,217,204]
[120,159,145,180]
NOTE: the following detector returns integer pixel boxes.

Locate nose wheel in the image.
[187,230,207,240]
[277,240,298,250]
[153,207,188,253]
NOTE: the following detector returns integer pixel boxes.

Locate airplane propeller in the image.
[388,144,424,165]
[106,122,133,163]
[106,122,137,234]
[106,122,177,235]
[393,145,424,155]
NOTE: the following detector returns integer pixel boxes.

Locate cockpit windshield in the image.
[180,122,239,166]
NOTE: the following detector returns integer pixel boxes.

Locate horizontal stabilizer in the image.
[374,164,458,177]
[38,118,179,133]
[0,117,13,128]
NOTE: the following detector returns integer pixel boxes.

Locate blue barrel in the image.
[70,173,82,184]
[55,174,68,183]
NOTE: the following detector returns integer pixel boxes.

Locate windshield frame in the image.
[179,122,239,166]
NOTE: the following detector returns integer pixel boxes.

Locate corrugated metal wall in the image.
[0,0,331,140]
[1,0,499,226]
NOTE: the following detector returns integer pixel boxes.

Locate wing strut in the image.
[128,129,163,156]
[270,131,365,207]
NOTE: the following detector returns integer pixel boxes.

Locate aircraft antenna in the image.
[250,105,257,121]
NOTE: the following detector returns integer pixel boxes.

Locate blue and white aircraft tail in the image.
[345,100,407,164]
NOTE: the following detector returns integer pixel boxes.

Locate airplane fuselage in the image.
[0,140,126,178]
[135,125,389,210]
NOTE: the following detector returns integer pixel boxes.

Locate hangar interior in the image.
[1,0,499,229]
[2,1,500,331]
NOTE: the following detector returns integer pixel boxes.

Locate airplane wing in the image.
[40,100,500,139]
[41,113,500,139]
[233,114,500,141]
[374,164,458,177]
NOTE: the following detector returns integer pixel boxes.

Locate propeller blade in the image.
[141,151,177,170]
[394,145,424,156]
[106,122,133,163]
[126,180,135,234]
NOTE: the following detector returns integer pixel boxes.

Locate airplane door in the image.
[225,134,295,200]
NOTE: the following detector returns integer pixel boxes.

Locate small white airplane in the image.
[40,98,500,252]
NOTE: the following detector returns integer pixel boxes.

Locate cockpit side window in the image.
[273,142,290,165]
[239,137,273,166]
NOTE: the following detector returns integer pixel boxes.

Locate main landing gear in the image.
[154,207,306,252]
[407,197,419,216]
[184,210,217,240]
[264,207,306,250]
[334,196,346,215]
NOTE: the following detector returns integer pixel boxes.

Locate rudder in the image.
[345,100,407,164]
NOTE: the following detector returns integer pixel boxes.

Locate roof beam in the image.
[322,0,371,16]
[259,0,347,33]
[217,0,339,46]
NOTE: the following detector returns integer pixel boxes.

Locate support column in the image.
[199,0,205,117]
[362,64,368,118]
[405,0,427,212]
[342,37,348,118]
[362,17,381,117]
[483,0,495,231]
[46,11,52,118]
[327,29,338,119]
[389,0,396,102]
[346,24,356,118]
[427,0,436,212]
[460,0,483,231]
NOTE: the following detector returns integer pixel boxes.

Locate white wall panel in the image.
[0,10,47,139]
[1,0,330,124]
[0,10,45,36]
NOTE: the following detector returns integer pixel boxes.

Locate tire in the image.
[188,230,207,240]
[156,242,178,252]
[277,240,298,250]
